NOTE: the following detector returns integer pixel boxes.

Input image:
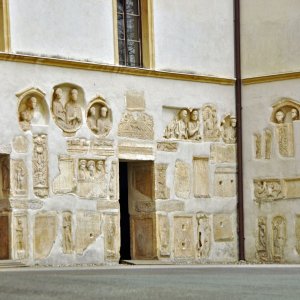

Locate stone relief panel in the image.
[196,213,211,259]
[264,129,272,159]
[276,123,294,157]
[104,214,119,260]
[213,214,234,242]
[90,139,114,157]
[66,138,89,154]
[220,115,236,144]
[193,157,209,198]
[253,179,283,202]
[283,178,300,199]
[109,161,119,200]
[34,212,57,259]
[174,160,190,199]
[75,211,101,255]
[157,141,178,152]
[254,133,262,159]
[210,144,236,163]
[16,87,49,131]
[51,84,84,135]
[0,155,10,200]
[118,142,154,159]
[12,136,29,153]
[272,216,286,262]
[11,159,27,198]
[157,214,170,257]
[174,216,194,259]
[77,159,107,199]
[125,90,145,111]
[295,215,300,255]
[164,108,201,141]
[118,111,154,140]
[62,212,73,254]
[202,104,220,141]
[53,155,76,194]
[33,134,49,198]
[13,214,28,259]
[155,163,170,199]
[214,167,236,197]
[86,96,112,137]
[256,216,268,262]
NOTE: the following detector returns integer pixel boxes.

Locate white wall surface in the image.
[9,0,115,64]
[241,0,300,77]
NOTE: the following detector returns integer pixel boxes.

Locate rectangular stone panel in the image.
[174,160,191,199]
[214,167,236,197]
[157,214,170,257]
[156,200,184,212]
[193,157,209,197]
[283,178,300,199]
[213,214,234,242]
[104,214,119,260]
[13,214,28,259]
[210,144,236,163]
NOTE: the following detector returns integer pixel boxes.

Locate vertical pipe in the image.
[234,0,245,260]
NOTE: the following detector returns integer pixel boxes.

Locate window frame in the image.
[0,0,10,52]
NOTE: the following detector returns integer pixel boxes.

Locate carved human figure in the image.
[16,218,24,252]
[290,108,299,121]
[52,88,66,123]
[254,133,262,159]
[87,160,96,180]
[188,109,201,140]
[264,129,272,159]
[257,217,268,262]
[106,217,116,256]
[97,106,111,135]
[65,89,82,127]
[95,160,105,179]
[272,216,286,261]
[221,116,237,144]
[254,181,267,199]
[275,110,285,124]
[87,106,98,133]
[174,109,189,139]
[33,135,47,186]
[78,159,87,181]
[63,214,72,253]
[19,97,37,130]
[202,105,219,139]
[14,163,25,192]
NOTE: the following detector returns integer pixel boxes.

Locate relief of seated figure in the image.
[188,109,201,140]
[97,106,111,135]
[65,89,82,127]
[52,88,66,123]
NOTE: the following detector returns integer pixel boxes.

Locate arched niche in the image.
[270,98,300,124]
[51,83,85,135]
[86,96,112,137]
[16,87,49,132]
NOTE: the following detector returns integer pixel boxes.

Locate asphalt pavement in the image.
[0,265,300,300]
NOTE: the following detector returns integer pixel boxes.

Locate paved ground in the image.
[0,265,300,300]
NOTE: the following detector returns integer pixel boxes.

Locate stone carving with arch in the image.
[86,96,112,137]
[51,83,85,135]
[16,87,49,131]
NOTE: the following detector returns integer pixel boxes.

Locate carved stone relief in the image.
[202,104,220,141]
[109,161,119,200]
[118,111,154,140]
[53,155,76,194]
[33,134,49,197]
[34,212,57,259]
[12,136,29,153]
[157,214,170,257]
[264,129,272,159]
[213,214,234,242]
[295,215,300,255]
[254,179,283,202]
[11,159,27,198]
[193,157,209,198]
[196,213,211,258]
[90,139,114,157]
[66,138,89,154]
[62,212,73,254]
[125,90,145,111]
[272,216,286,262]
[51,84,84,135]
[75,211,101,255]
[254,133,262,159]
[16,87,49,131]
[283,178,300,199]
[118,142,154,158]
[256,217,268,262]
[13,214,28,259]
[210,144,236,163]
[174,160,190,199]
[104,214,119,260]
[155,163,170,199]
[174,216,194,259]
[157,141,178,152]
[86,97,112,137]
[214,167,236,197]
[276,123,294,157]
[164,108,201,141]
[220,115,236,144]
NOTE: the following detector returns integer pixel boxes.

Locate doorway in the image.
[119,161,157,261]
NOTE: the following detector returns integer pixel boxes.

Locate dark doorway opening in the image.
[119,162,131,260]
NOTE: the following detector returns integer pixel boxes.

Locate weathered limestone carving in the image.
[33,134,48,197]
[156,200,184,212]
[125,90,145,111]
[193,157,209,198]
[174,160,190,199]
[210,144,236,163]
[109,161,119,200]
[52,84,84,135]
[118,111,154,140]
[256,217,268,262]
[86,97,112,137]
[77,159,107,198]
[11,160,27,197]
[213,214,234,242]
[157,142,178,152]
[118,142,154,158]
[272,216,286,262]
[202,104,219,141]
[53,155,76,194]
[283,178,300,199]
[276,123,294,157]
[34,212,57,259]
[254,179,283,202]
[75,211,101,255]
[254,133,262,159]
[158,214,170,257]
[174,216,194,259]
[264,129,272,159]
[295,215,300,255]
[13,214,28,259]
[66,138,89,154]
[16,87,49,131]
[214,167,236,197]
[220,115,236,144]
[196,213,211,258]
[104,214,119,260]
[90,139,114,157]
[164,108,201,141]
[12,136,29,153]
[62,212,73,254]
[155,163,170,199]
